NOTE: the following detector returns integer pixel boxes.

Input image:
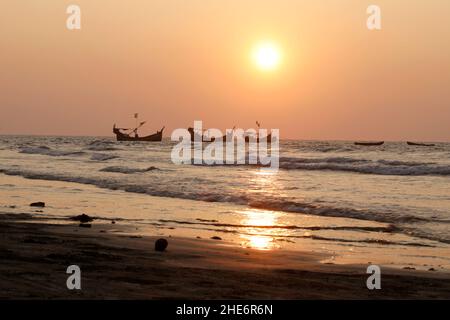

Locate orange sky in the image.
[0,0,449,141]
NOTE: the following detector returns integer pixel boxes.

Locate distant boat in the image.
[113,124,164,141]
[188,127,211,142]
[354,141,384,146]
[187,128,231,143]
[113,115,164,141]
[407,141,435,147]
[247,121,272,143]
[244,133,272,143]
[187,121,272,143]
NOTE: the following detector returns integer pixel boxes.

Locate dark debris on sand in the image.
[155,238,168,252]
[70,214,94,223]
[30,202,45,207]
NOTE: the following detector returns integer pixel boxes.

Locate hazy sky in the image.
[1,0,449,141]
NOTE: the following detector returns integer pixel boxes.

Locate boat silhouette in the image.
[354,141,384,146]
[113,114,164,141]
[407,141,435,147]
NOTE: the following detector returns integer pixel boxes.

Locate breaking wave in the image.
[85,140,120,151]
[18,145,119,161]
[100,166,159,174]
[19,146,85,157]
[279,157,450,176]
[0,167,436,225]
[1,165,449,244]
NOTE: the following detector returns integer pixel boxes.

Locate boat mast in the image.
[134,113,138,136]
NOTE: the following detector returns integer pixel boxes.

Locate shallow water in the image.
[0,135,449,270]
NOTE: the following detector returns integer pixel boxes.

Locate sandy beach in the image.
[1,212,449,300]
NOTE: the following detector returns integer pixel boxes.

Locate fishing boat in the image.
[188,127,211,142]
[244,133,272,143]
[113,114,164,142]
[354,141,384,146]
[407,141,435,147]
[188,122,272,143]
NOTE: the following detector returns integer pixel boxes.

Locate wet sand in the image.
[1,213,449,299]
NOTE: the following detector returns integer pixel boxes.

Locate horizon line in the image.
[0,133,448,143]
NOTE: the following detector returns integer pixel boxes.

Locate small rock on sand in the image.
[211,236,222,240]
[155,238,168,252]
[428,268,436,271]
[79,223,92,228]
[111,220,116,224]
[30,202,45,207]
[70,214,94,223]
[403,267,416,270]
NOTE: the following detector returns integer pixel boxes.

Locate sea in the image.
[1,135,449,270]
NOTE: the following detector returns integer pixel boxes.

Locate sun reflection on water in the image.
[239,208,284,250]
[238,169,289,250]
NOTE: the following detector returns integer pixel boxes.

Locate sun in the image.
[252,42,281,71]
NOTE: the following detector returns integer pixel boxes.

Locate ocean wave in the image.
[279,157,450,176]
[280,156,368,164]
[376,159,434,166]
[246,198,431,224]
[90,153,118,161]
[100,166,159,174]
[19,146,85,157]
[158,219,397,233]
[0,167,432,224]
[86,140,119,151]
[86,145,119,151]
[157,219,440,247]
[2,166,449,244]
[87,139,115,145]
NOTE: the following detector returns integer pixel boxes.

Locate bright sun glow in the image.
[253,42,281,71]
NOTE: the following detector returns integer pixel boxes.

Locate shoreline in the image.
[1,213,449,299]
[2,172,449,272]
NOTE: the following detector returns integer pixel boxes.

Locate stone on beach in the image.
[70,214,94,223]
[30,202,45,207]
[155,238,168,252]
[211,236,222,240]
